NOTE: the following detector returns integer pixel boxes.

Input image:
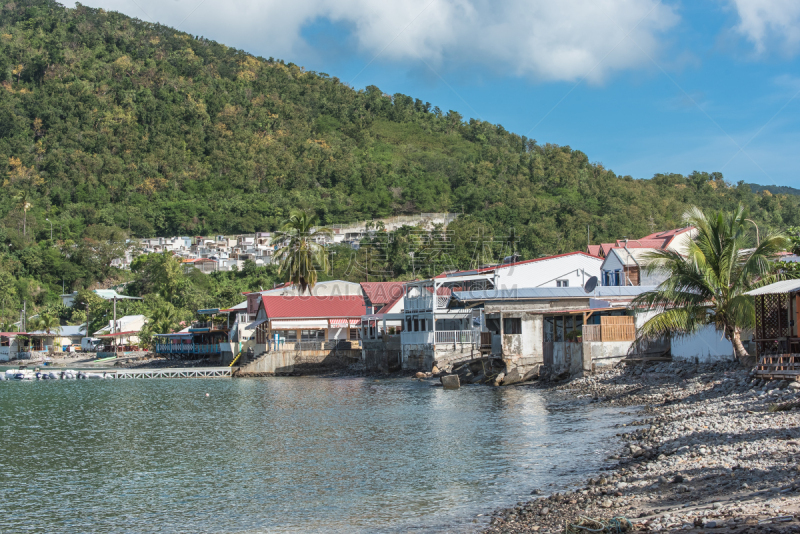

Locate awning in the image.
[329,319,360,327]
[243,319,267,332]
[270,319,328,329]
[746,280,800,296]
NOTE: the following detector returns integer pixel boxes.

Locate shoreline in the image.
[483,361,800,533]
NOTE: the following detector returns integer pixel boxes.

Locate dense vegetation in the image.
[1,0,799,331]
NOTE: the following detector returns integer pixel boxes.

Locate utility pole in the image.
[113,296,117,354]
[587,225,590,250]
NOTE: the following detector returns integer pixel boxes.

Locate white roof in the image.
[745,280,800,296]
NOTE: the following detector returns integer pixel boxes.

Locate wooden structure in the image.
[582,316,636,342]
[745,280,800,378]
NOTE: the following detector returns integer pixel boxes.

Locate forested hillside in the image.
[1,0,799,325]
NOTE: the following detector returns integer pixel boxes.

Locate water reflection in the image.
[0,377,628,533]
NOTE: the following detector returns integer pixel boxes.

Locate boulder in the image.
[431,365,440,375]
[415,372,426,379]
[502,367,523,386]
[493,372,505,386]
[441,374,460,390]
[523,366,541,382]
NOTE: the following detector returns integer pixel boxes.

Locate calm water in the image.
[0,376,629,533]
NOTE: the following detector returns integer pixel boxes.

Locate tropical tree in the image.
[12,189,33,238]
[148,303,179,335]
[271,210,333,294]
[632,205,793,363]
[30,313,61,335]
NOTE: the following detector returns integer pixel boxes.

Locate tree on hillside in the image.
[271,210,333,294]
[130,252,185,303]
[632,205,794,364]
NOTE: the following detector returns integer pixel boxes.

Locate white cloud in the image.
[729,0,800,54]
[73,0,678,83]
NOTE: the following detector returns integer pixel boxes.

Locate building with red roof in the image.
[587,227,697,258]
[250,295,367,348]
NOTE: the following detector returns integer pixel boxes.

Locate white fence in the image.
[434,330,478,345]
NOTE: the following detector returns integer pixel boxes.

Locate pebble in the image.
[482,361,800,534]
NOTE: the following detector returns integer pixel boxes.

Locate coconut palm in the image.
[632,205,793,363]
[31,314,61,336]
[149,303,179,335]
[12,190,32,237]
[271,210,333,294]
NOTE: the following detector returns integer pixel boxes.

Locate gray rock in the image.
[601,500,613,508]
[790,382,800,390]
[503,367,523,386]
[441,375,460,389]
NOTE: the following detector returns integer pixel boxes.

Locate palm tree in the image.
[149,303,179,334]
[632,206,793,364]
[271,210,333,294]
[30,314,61,335]
[13,190,32,237]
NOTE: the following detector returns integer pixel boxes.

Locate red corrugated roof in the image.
[587,245,602,257]
[360,282,406,304]
[260,295,366,319]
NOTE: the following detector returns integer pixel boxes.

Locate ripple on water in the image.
[0,377,630,533]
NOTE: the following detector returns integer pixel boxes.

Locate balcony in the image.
[400,330,478,346]
[434,330,478,345]
[404,295,434,311]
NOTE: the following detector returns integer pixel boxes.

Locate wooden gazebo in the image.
[745,280,800,377]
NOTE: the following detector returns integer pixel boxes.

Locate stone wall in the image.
[237,348,361,375]
[362,336,401,373]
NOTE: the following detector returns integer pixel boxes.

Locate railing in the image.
[434,330,478,345]
[582,325,601,342]
[581,324,636,342]
[404,295,434,311]
[154,343,222,354]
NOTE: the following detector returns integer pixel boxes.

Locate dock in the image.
[102,367,232,379]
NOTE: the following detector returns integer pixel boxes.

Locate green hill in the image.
[0,0,799,319]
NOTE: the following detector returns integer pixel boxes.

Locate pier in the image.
[101,367,232,379]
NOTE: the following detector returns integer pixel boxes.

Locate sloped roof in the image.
[360,282,406,305]
[29,325,86,337]
[587,245,602,257]
[607,247,660,267]
[94,289,142,300]
[439,251,602,277]
[596,227,697,259]
[745,280,800,296]
[641,227,695,240]
[454,286,656,301]
[260,295,366,319]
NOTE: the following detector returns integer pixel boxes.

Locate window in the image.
[349,328,360,341]
[503,318,522,335]
[556,280,569,287]
[301,330,325,341]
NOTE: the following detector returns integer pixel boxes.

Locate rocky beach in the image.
[484,361,800,534]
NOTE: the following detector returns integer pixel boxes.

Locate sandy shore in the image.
[484,361,800,533]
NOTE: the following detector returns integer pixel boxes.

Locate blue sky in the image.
[73,0,800,187]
